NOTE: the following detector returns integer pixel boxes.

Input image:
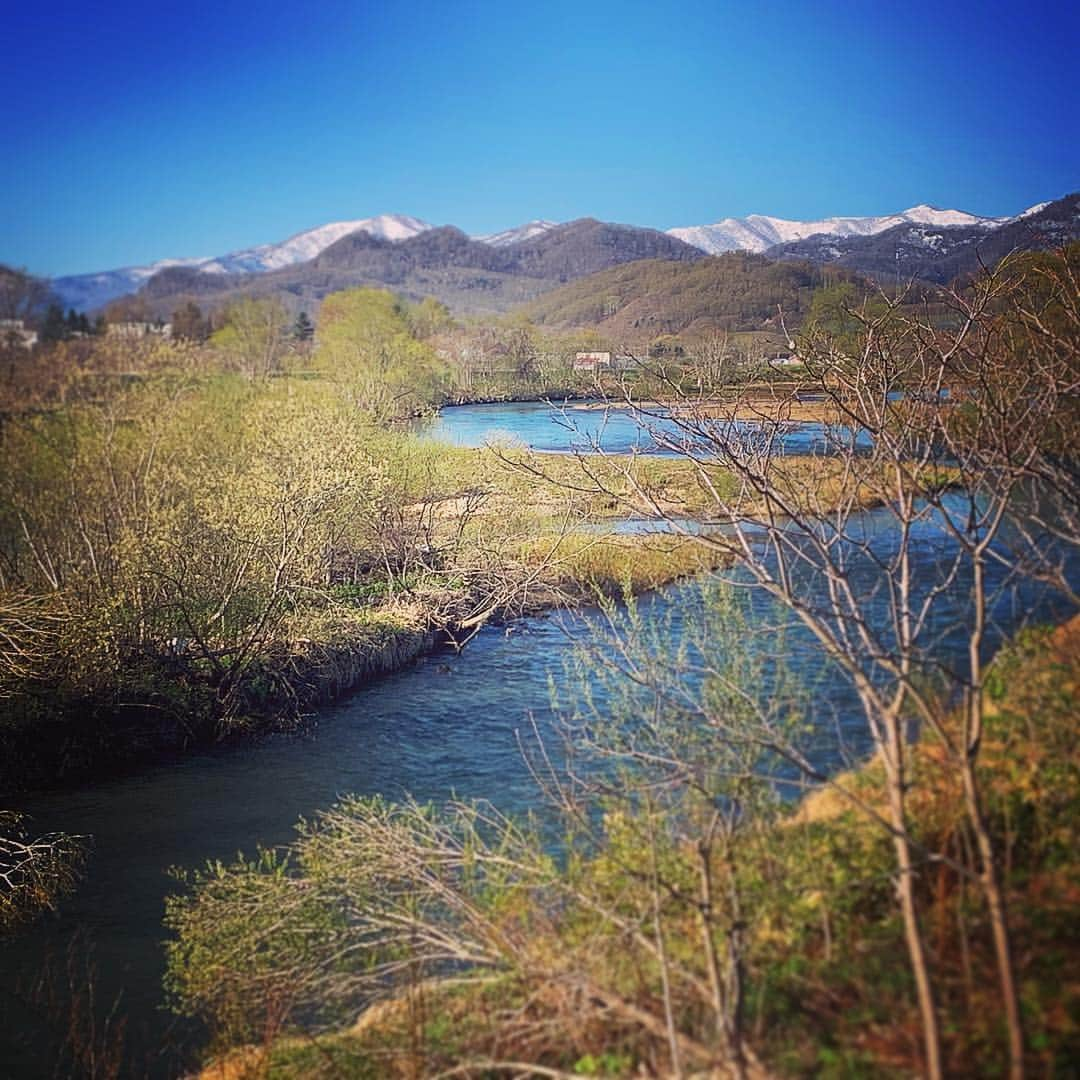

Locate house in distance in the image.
[573,350,612,372]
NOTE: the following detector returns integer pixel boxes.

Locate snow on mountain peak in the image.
[474,220,560,246]
[668,205,1013,255]
[212,214,433,273]
[52,215,434,311]
[897,205,1008,228]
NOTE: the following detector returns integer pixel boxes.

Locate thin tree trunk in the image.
[650,826,683,1079]
[966,556,1025,1079]
[697,837,747,1079]
[883,723,943,1080]
[960,753,1025,1079]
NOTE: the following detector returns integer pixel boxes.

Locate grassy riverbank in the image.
[0,528,719,795]
[180,614,1080,1079]
[0,413,738,796]
[0,410,952,798]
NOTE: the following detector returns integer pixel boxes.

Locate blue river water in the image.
[418,399,873,456]
[0,402,1074,1077]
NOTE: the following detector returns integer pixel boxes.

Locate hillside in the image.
[764,192,1080,284]
[125,219,704,318]
[520,252,865,340]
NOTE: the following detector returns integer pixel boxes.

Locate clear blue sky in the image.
[4,0,1078,276]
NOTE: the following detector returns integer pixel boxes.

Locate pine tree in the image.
[41,304,67,343]
[293,311,314,341]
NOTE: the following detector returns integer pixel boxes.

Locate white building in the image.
[0,319,38,349]
[573,350,612,372]
[107,321,172,339]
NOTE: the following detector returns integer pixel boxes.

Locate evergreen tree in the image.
[40,304,67,343]
[293,311,314,342]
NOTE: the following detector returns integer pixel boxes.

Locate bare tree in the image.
[505,255,1080,1078]
[0,811,84,932]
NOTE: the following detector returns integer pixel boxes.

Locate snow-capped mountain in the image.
[46,199,1060,313]
[763,193,1080,285]
[667,205,1017,255]
[204,214,433,273]
[53,214,433,312]
[50,258,218,315]
[474,220,559,246]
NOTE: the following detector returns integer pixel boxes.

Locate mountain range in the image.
[123,219,702,319]
[666,204,1026,255]
[46,195,1078,315]
[52,214,432,313]
[763,195,1079,284]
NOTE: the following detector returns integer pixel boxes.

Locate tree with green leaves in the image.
[211,297,289,378]
[406,295,453,340]
[315,288,449,420]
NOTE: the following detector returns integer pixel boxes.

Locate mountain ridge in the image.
[762,193,1080,284]
[118,218,705,319]
[43,196,1069,313]
[665,204,1022,255]
[51,214,434,312]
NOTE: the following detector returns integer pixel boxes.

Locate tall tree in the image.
[0,265,49,324]
[315,288,449,419]
[211,297,289,378]
[40,304,67,344]
[171,301,208,342]
[292,310,314,342]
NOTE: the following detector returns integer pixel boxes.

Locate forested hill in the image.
[764,192,1080,284]
[126,219,703,318]
[520,253,868,339]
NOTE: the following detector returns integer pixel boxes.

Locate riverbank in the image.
[0,523,726,799]
[564,381,842,424]
[184,612,1080,1079]
[444,387,593,407]
[0,434,956,799]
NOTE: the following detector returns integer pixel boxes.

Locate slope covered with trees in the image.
[521,252,869,341]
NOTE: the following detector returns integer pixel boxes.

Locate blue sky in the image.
[4,0,1078,276]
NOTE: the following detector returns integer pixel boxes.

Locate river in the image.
[0,402,1074,1077]
[418,399,874,455]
